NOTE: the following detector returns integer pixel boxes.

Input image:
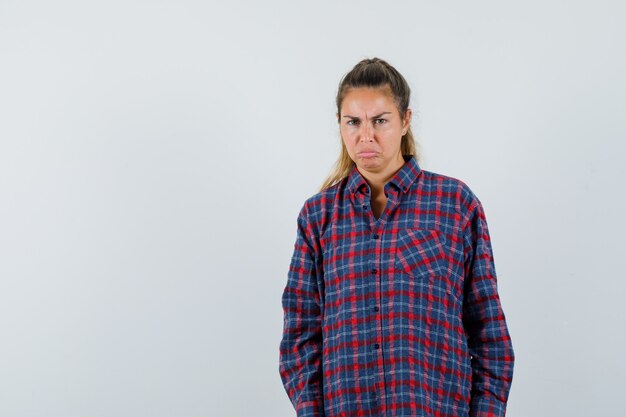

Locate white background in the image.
[1,1,624,416]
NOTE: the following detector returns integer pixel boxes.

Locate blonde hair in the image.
[319,58,421,192]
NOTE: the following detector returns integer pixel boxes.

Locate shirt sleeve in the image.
[462,195,515,417]
[279,202,325,416]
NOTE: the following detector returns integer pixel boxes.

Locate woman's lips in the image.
[358,152,377,158]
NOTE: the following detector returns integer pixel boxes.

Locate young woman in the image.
[279,57,515,417]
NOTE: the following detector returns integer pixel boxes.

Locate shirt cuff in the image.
[296,399,325,417]
[469,395,507,417]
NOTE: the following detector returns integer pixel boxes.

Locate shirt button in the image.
[371,268,377,274]
[373,306,379,312]
[373,234,379,239]
[362,205,367,210]
[374,343,380,349]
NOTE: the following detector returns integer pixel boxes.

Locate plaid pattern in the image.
[279,155,514,417]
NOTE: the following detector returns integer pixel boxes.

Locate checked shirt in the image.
[279,154,515,417]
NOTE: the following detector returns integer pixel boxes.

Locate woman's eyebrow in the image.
[342,112,392,120]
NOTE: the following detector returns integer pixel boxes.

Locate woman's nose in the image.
[360,123,373,142]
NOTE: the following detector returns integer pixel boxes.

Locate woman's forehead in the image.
[341,86,397,114]
[344,84,393,98]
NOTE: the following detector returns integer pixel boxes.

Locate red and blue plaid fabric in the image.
[279,154,515,417]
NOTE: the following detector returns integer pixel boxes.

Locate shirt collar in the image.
[347,154,421,196]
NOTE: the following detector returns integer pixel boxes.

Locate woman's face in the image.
[338,86,411,175]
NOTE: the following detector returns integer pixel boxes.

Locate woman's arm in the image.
[462,193,515,417]
[279,203,325,416]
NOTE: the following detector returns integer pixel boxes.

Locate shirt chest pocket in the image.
[394,228,448,279]
[394,227,463,314]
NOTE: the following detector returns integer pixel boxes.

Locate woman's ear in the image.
[403,108,412,129]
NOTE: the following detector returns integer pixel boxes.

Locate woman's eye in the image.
[346,120,358,126]
[375,119,387,125]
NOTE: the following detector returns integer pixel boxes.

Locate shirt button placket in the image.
[370,228,385,414]
[371,233,380,359]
